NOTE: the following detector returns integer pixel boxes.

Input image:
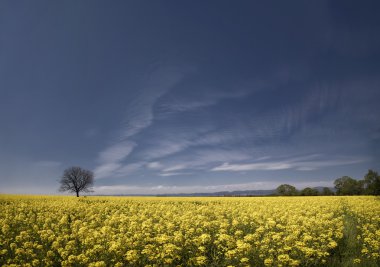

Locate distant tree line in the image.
[276,169,380,196]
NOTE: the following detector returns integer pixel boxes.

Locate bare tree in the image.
[59,166,94,197]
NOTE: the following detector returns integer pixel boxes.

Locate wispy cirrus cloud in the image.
[98,141,136,164]
[162,149,252,172]
[136,125,252,163]
[114,162,145,177]
[94,141,136,179]
[212,162,291,171]
[211,155,367,172]
[94,66,187,179]
[135,83,340,167]
[120,67,187,139]
[162,164,188,173]
[146,161,163,170]
[156,83,255,115]
[141,139,192,160]
[158,172,192,177]
[141,148,252,177]
[94,68,374,181]
[94,163,121,179]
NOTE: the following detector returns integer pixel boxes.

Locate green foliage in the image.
[333,170,380,196]
[363,169,380,195]
[334,176,363,196]
[322,187,334,196]
[276,184,298,196]
[300,187,319,196]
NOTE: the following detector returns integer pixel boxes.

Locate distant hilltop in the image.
[95,189,275,197]
[157,189,276,197]
[96,187,337,197]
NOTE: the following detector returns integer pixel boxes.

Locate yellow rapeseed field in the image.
[0,195,379,266]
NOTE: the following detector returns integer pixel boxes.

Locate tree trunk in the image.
[76,191,79,197]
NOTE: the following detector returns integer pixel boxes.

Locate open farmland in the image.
[0,196,379,267]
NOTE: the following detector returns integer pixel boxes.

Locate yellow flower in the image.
[125,249,139,263]
[328,241,337,249]
[195,255,207,265]
[264,258,273,266]
[240,257,249,263]
[0,194,379,266]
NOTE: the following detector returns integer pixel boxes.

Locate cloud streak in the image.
[121,67,186,139]
[158,172,192,177]
[211,156,367,172]
[162,164,188,172]
[98,141,136,164]
[94,66,186,179]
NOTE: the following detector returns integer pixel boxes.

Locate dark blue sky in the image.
[1,1,379,194]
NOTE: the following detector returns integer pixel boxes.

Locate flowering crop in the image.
[0,195,379,266]
[344,197,380,262]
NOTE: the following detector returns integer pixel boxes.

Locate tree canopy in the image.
[334,176,362,195]
[276,184,298,196]
[321,187,334,196]
[272,170,379,197]
[363,169,380,195]
[300,187,319,196]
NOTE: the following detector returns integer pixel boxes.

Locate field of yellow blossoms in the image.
[0,195,379,267]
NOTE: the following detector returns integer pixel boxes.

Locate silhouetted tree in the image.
[276,184,298,196]
[321,187,334,196]
[300,187,319,196]
[334,176,363,195]
[59,166,94,197]
[363,169,380,195]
